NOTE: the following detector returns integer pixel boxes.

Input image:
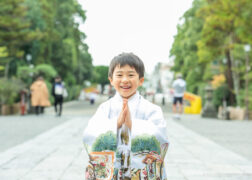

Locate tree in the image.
[196,0,252,105]
[50,0,92,85]
[0,0,37,78]
[0,47,8,76]
[171,0,252,110]
[170,0,206,94]
[0,78,25,105]
[92,66,110,94]
[23,0,93,86]
[23,0,55,65]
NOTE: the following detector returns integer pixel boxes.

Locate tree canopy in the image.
[170,0,252,109]
[0,0,92,83]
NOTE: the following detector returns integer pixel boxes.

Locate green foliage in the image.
[92,66,109,85]
[92,66,109,94]
[66,84,82,101]
[0,47,8,57]
[196,0,252,105]
[170,0,205,95]
[131,134,160,154]
[0,78,25,105]
[92,131,117,152]
[0,0,39,77]
[17,66,34,85]
[185,68,202,93]
[47,0,92,85]
[238,82,252,110]
[34,64,57,80]
[0,0,92,96]
[213,84,230,108]
[17,64,57,88]
[40,79,53,104]
[75,50,93,83]
[171,0,252,107]
[248,83,252,110]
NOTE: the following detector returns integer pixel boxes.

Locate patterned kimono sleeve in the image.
[130,106,169,180]
[83,103,117,180]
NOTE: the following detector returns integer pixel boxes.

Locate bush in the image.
[238,83,252,110]
[17,66,34,85]
[66,84,82,101]
[213,84,230,108]
[35,64,57,80]
[0,78,25,105]
[17,64,57,87]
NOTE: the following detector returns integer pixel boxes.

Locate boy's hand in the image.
[124,101,132,130]
[117,99,131,130]
[117,99,127,129]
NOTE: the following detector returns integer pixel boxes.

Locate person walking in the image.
[89,91,97,105]
[52,76,66,116]
[172,73,186,119]
[30,76,51,115]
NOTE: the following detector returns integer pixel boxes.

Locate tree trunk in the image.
[4,62,9,78]
[225,50,236,106]
[101,84,104,94]
[244,52,250,120]
[230,51,241,106]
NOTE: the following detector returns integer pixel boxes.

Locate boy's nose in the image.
[122,76,129,82]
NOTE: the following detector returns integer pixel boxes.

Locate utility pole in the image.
[244,44,250,120]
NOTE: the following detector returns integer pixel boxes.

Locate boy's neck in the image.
[116,91,139,100]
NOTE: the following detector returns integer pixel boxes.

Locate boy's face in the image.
[109,64,144,99]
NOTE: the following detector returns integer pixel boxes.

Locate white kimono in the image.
[83,91,169,180]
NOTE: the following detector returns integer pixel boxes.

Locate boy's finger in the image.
[124,110,132,129]
[122,98,128,107]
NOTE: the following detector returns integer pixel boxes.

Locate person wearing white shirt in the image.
[172,73,186,119]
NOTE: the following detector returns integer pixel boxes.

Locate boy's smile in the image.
[109,65,144,99]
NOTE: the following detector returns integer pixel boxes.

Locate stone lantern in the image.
[201,85,217,118]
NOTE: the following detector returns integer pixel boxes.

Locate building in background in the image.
[143,61,174,104]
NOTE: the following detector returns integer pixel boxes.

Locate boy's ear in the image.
[139,77,144,86]
[108,77,113,86]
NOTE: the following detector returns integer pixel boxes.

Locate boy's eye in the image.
[129,74,134,77]
[116,74,122,77]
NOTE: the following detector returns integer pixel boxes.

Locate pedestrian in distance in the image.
[172,73,186,120]
[83,52,169,179]
[89,91,97,105]
[52,76,67,117]
[30,76,51,115]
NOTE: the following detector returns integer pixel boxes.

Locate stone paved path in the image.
[0,114,252,179]
[165,118,252,180]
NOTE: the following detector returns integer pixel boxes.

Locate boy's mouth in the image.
[120,86,131,89]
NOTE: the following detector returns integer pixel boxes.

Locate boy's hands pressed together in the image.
[117,99,132,130]
[117,99,127,129]
[124,100,132,130]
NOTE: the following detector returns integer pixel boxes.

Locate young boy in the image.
[83,53,169,180]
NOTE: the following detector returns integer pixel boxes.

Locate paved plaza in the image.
[0,97,252,180]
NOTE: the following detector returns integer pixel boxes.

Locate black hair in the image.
[108,52,145,78]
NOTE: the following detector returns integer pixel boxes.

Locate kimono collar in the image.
[114,91,140,103]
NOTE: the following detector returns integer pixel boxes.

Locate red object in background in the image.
[20,90,27,115]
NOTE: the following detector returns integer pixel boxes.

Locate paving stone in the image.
[0,102,252,179]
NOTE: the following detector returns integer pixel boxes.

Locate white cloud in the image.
[79,0,193,73]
